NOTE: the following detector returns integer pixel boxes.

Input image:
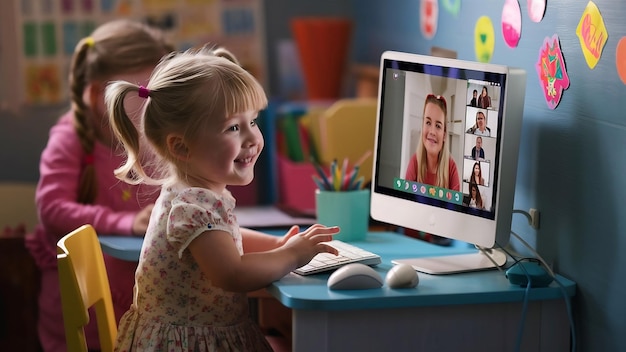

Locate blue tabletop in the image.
[99,236,143,261]
[267,232,576,310]
[99,231,576,311]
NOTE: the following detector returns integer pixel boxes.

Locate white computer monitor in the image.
[370,51,526,274]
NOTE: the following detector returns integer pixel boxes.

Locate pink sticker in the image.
[420,0,438,40]
[527,0,546,23]
[536,34,570,110]
[502,0,521,48]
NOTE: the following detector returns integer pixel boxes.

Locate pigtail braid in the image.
[69,38,98,204]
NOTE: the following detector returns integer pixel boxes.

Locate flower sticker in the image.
[536,34,570,109]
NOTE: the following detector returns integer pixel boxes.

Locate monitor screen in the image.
[370,51,526,270]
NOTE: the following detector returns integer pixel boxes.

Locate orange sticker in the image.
[617,37,626,85]
[576,1,608,69]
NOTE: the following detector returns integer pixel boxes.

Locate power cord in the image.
[505,209,577,352]
[475,245,505,272]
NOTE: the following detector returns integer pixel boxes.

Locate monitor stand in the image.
[391,248,507,275]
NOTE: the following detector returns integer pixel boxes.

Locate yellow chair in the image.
[57,224,117,352]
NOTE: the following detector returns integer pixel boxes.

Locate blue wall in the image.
[2,0,624,349]
[351,0,625,350]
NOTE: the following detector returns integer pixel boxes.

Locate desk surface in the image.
[99,235,143,261]
[99,231,576,311]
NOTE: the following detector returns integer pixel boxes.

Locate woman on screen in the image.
[468,181,485,210]
[405,94,460,191]
[478,85,491,109]
[469,89,478,107]
[470,161,485,186]
[466,110,491,136]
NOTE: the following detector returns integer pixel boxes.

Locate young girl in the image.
[105,46,339,351]
[25,19,173,352]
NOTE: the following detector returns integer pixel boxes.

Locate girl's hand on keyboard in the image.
[281,224,340,269]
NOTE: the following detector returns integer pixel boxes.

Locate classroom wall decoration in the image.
[527,0,546,23]
[617,37,626,85]
[3,0,266,107]
[420,0,438,40]
[501,0,522,49]
[441,0,460,18]
[474,16,495,63]
[536,34,570,110]
[576,1,608,70]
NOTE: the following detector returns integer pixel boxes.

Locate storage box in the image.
[276,155,319,216]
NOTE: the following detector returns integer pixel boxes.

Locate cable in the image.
[510,209,577,352]
[475,245,505,272]
[497,243,532,352]
[512,208,533,224]
[510,230,556,278]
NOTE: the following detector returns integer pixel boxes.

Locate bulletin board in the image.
[0,0,266,109]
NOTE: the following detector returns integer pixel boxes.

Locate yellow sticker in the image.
[475,16,495,63]
[576,1,608,69]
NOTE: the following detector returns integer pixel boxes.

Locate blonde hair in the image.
[106,46,268,186]
[69,19,173,203]
[414,95,451,188]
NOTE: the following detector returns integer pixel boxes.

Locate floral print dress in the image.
[115,183,273,351]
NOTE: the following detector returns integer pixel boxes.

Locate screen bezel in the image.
[370,51,526,248]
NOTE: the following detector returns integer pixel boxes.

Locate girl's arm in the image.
[241,227,282,252]
[241,225,303,253]
[189,224,339,292]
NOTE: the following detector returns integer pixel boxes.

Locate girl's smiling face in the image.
[421,102,446,158]
[184,109,264,191]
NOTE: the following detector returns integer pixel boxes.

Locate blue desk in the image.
[99,236,143,261]
[99,232,576,351]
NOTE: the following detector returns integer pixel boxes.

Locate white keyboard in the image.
[293,240,382,275]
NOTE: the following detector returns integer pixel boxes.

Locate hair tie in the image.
[83,154,94,165]
[138,86,150,99]
[84,37,95,48]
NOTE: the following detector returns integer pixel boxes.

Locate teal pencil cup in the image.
[315,189,370,242]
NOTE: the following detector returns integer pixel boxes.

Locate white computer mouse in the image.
[327,263,384,290]
[385,263,419,288]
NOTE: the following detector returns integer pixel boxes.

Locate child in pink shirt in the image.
[25,19,172,352]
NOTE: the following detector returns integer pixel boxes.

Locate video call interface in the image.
[376,60,508,220]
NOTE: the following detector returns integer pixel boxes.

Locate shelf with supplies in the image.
[271,98,378,215]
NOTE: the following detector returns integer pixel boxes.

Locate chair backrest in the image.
[57,224,117,352]
[308,98,378,185]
